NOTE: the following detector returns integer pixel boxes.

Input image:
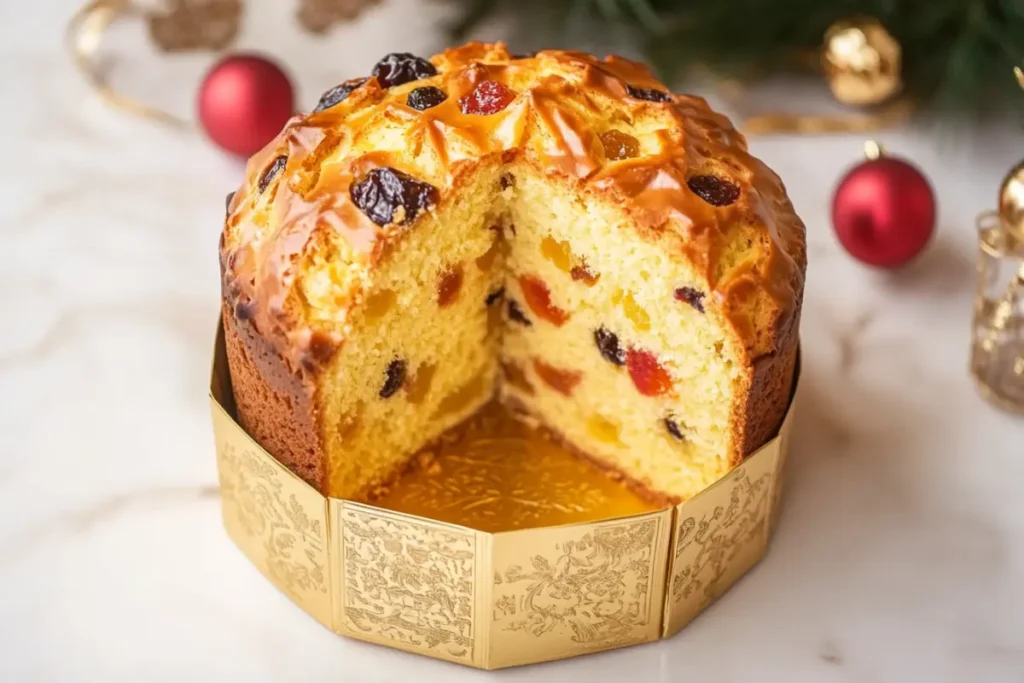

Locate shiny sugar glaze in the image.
[221,42,805,373]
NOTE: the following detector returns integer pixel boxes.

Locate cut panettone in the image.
[219,42,806,504]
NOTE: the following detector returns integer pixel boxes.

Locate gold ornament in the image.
[998,160,1024,243]
[822,17,902,107]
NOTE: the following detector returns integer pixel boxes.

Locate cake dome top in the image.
[220,41,806,372]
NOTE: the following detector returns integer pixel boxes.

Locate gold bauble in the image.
[998,160,1024,242]
[822,17,902,107]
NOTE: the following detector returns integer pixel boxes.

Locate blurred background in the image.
[1,1,1022,681]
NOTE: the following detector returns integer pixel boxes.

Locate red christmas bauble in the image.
[197,53,294,157]
[831,153,936,268]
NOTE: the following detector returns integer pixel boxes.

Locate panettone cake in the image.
[219,41,806,504]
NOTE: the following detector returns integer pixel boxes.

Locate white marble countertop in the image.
[1,1,1022,681]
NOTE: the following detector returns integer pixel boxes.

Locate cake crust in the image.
[219,41,806,498]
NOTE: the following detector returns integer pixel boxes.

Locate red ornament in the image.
[831,145,936,268]
[197,53,294,157]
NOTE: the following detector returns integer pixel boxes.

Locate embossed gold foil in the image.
[209,319,798,669]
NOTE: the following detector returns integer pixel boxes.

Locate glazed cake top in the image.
[219,41,807,373]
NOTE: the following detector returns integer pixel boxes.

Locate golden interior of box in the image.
[373,401,659,532]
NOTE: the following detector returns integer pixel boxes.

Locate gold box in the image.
[209,321,798,669]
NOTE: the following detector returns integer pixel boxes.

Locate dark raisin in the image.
[225,191,235,214]
[687,175,740,207]
[500,173,513,190]
[594,326,626,365]
[406,86,448,110]
[313,77,368,112]
[234,300,254,321]
[371,52,437,88]
[258,155,287,194]
[458,80,516,115]
[379,359,407,398]
[350,167,439,226]
[674,287,705,313]
[507,299,532,326]
[626,85,672,102]
[485,287,505,306]
[664,417,686,441]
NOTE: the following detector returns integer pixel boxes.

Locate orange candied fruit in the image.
[625,348,672,397]
[599,130,640,161]
[437,264,464,308]
[587,414,621,444]
[621,290,650,331]
[405,363,436,404]
[540,236,572,272]
[459,80,517,115]
[519,275,570,326]
[532,358,582,397]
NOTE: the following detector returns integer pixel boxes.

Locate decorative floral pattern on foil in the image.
[671,469,772,606]
[492,518,659,648]
[218,443,327,598]
[340,508,476,663]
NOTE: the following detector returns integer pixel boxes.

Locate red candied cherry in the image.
[459,80,517,115]
[519,275,569,326]
[625,348,672,397]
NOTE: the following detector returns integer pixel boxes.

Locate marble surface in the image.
[1,1,1023,681]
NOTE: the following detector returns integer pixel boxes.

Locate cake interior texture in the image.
[220,43,805,506]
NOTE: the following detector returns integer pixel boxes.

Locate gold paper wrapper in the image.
[210,322,798,669]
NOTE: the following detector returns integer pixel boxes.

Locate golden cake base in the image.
[209,321,798,669]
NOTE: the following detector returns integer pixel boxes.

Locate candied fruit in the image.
[664,416,686,441]
[587,414,621,444]
[313,77,368,112]
[459,80,517,115]
[437,265,464,307]
[621,291,650,331]
[350,167,438,226]
[625,348,672,397]
[406,363,435,404]
[364,289,396,321]
[475,238,501,272]
[258,155,287,194]
[674,286,706,313]
[507,299,532,326]
[532,359,582,397]
[599,130,640,160]
[570,264,600,286]
[626,85,672,102]
[540,236,572,272]
[687,174,740,207]
[407,86,448,111]
[371,52,437,88]
[519,275,569,326]
[379,358,407,398]
[594,326,626,366]
[501,361,534,395]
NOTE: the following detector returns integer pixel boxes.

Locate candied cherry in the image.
[625,348,672,397]
[313,77,368,112]
[459,80,517,115]
[687,175,740,207]
[371,52,437,88]
[379,358,407,398]
[350,167,438,226]
[519,275,569,326]
[407,86,448,111]
[532,359,582,397]
[674,286,705,313]
[599,130,640,161]
[258,155,287,194]
[626,85,672,102]
[594,326,626,366]
[437,265,464,308]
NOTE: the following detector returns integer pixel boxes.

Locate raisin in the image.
[626,349,672,397]
[626,85,672,102]
[459,80,517,115]
[594,327,626,366]
[437,265,464,307]
[507,299,532,326]
[570,264,600,286]
[500,173,514,190]
[225,191,235,214]
[687,175,740,207]
[519,275,569,326]
[379,359,407,398]
[664,417,685,441]
[371,52,437,88]
[350,167,438,226]
[501,361,535,395]
[674,286,706,313]
[599,130,640,160]
[313,77,367,112]
[485,287,505,306]
[532,359,582,396]
[406,86,448,110]
[258,155,287,194]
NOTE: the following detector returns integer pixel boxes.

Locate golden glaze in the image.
[220,41,806,372]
